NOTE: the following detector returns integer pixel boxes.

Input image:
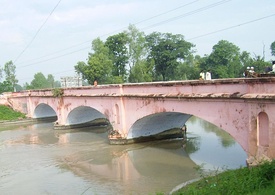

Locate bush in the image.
[173,160,275,195]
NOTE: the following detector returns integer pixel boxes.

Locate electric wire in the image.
[187,13,275,40]
[15,1,274,83]
[16,0,200,66]
[17,12,275,83]
[141,0,231,30]
[14,0,62,63]
[16,0,229,68]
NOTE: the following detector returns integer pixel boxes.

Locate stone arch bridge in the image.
[4,78,275,163]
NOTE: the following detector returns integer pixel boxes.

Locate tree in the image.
[271,41,275,56]
[200,40,243,79]
[29,72,49,89]
[146,32,194,81]
[250,55,270,73]
[75,38,113,84]
[105,32,129,81]
[0,81,13,93]
[126,24,147,71]
[128,59,154,83]
[176,55,201,80]
[4,60,18,91]
[47,74,55,88]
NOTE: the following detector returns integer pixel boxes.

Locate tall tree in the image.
[146,32,194,81]
[105,32,129,81]
[200,40,243,79]
[4,60,18,91]
[29,72,49,89]
[126,24,147,71]
[47,74,55,88]
[75,38,113,84]
[128,59,154,83]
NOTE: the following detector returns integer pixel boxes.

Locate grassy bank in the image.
[0,105,26,121]
[168,160,275,195]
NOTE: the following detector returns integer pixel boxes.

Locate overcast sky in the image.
[1,0,275,85]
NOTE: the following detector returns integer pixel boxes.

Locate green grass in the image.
[170,160,275,195]
[0,105,26,120]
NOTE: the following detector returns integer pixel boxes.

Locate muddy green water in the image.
[0,116,247,195]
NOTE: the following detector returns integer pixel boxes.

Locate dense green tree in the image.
[3,60,18,91]
[0,81,13,93]
[47,74,55,88]
[125,24,152,83]
[250,55,270,73]
[176,55,201,80]
[126,24,147,71]
[128,59,154,83]
[29,72,49,89]
[105,32,129,81]
[271,41,275,56]
[146,32,194,81]
[75,38,113,84]
[200,40,243,79]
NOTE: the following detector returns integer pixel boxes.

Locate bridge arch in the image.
[33,103,57,119]
[66,106,108,126]
[127,112,192,139]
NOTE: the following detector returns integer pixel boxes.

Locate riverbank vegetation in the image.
[0,105,26,121]
[166,160,275,195]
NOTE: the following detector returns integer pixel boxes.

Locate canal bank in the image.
[169,159,275,195]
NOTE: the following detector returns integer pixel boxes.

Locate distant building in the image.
[60,76,82,88]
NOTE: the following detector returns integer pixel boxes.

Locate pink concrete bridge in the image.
[4,78,275,164]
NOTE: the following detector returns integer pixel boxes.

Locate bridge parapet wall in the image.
[6,78,275,99]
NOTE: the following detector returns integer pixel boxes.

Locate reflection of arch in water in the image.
[59,139,198,195]
[191,116,236,148]
[66,106,109,127]
[127,112,192,139]
[33,103,57,120]
[128,140,198,179]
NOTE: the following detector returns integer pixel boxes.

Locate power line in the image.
[14,0,62,63]
[134,0,200,25]
[15,1,274,84]
[17,0,231,69]
[17,47,89,69]
[16,0,200,67]
[141,0,232,30]
[187,13,275,40]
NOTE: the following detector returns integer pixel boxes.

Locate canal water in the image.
[0,116,247,195]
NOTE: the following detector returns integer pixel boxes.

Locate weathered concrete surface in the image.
[4,78,275,162]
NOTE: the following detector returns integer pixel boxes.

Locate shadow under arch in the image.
[66,106,109,128]
[33,103,57,121]
[127,112,192,140]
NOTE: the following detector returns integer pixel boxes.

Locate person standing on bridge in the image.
[205,71,211,80]
[199,71,205,80]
